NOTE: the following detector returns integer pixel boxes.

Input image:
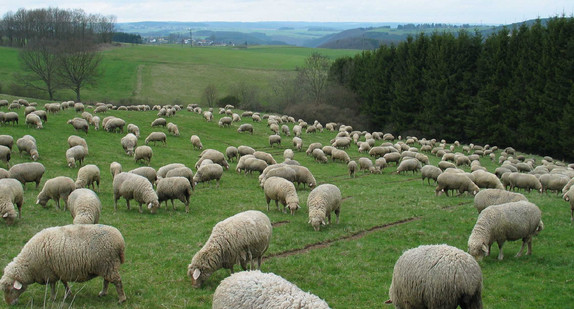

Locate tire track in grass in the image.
[264,217,420,260]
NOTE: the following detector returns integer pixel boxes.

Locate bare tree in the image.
[297,52,331,104]
[16,39,62,100]
[202,84,218,107]
[58,40,102,101]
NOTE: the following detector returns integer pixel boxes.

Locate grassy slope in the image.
[0,97,572,308]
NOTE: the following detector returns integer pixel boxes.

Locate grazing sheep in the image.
[237,123,254,134]
[67,117,89,134]
[331,149,350,163]
[112,172,160,213]
[16,136,39,161]
[421,165,442,185]
[258,166,297,187]
[348,160,357,178]
[190,135,203,150]
[0,224,126,304]
[283,149,294,161]
[562,186,574,221]
[0,145,11,168]
[238,145,255,156]
[0,135,14,150]
[219,116,233,127]
[307,184,342,231]
[312,148,328,164]
[203,111,213,122]
[472,170,504,189]
[332,137,351,149]
[110,161,122,179]
[4,112,19,125]
[290,165,317,188]
[9,162,45,189]
[0,168,8,180]
[67,188,101,224]
[187,210,272,288]
[223,146,238,162]
[120,133,137,156]
[395,158,421,174]
[145,132,167,145]
[358,157,379,173]
[387,244,482,309]
[67,135,89,155]
[36,176,76,210]
[269,134,281,147]
[151,117,167,127]
[263,177,300,215]
[243,157,268,175]
[253,151,277,165]
[156,176,193,213]
[468,201,544,260]
[435,172,480,196]
[25,113,42,129]
[383,152,401,166]
[134,145,153,165]
[167,122,180,136]
[438,160,457,170]
[196,149,230,170]
[75,164,100,191]
[0,178,23,225]
[508,173,542,193]
[66,145,86,168]
[213,270,330,309]
[130,166,158,186]
[474,189,528,213]
[193,163,224,188]
[127,123,140,137]
[157,163,186,178]
[539,173,570,194]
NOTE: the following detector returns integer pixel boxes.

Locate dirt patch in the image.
[134,64,144,96]
[264,217,420,260]
[272,220,290,227]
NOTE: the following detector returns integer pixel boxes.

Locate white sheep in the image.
[238,145,256,156]
[283,148,294,161]
[508,173,542,193]
[307,184,342,231]
[66,145,86,168]
[331,149,350,163]
[25,113,42,129]
[213,270,330,309]
[0,224,126,304]
[471,170,504,189]
[263,176,300,215]
[290,165,317,188]
[348,160,357,178]
[156,176,193,213]
[435,172,479,196]
[67,135,89,155]
[292,136,303,151]
[226,146,238,162]
[358,157,379,173]
[237,123,254,134]
[190,135,203,150]
[193,163,224,188]
[258,166,297,187]
[9,162,45,189]
[67,117,89,134]
[151,117,167,127]
[187,210,272,288]
[421,165,442,185]
[16,136,39,161]
[269,134,281,147]
[127,123,140,137]
[35,176,76,210]
[67,188,102,224]
[253,151,277,165]
[113,172,160,213]
[387,244,482,309]
[306,142,322,155]
[0,145,10,168]
[134,145,153,165]
[145,132,167,145]
[243,157,268,175]
[474,189,528,213]
[167,122,180,136]
[130,166,158,186]
[539,173,570,194]
[110,161,122,179]
[562,186,574,221]
[395,158,422,174]
[121,133,138,156]
[468,201,544,260]
[0,135,14,150]
[196,149,230,170]
[157,163,186,178]
[0,178,23,225]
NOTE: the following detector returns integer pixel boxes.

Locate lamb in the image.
[151,117,167,127]
[75,164,101,191]
[187,210,272,288]
[387,244,482,309]
[36,176,76,210]
[238,145,255,156]
[190,135,203,150]
[0,224,126,304]
[269,134,281,147]
[0,145,10,168]
[395,158,421,174]
[468,201,544,260]
[145,132,167,145]
[508,172,542,193]
[67,117,89,134]
[157,163,186,178]
[67,188,102,224]
[348,160,357,178]
[471,170,504,189]
[237,123,253,134]
[134,145,153,165]
[193,163,224,188]
[67,135,89,155]
[263,177,300,215]
[16,136,39,161]
[212,270,330,309]
[312,148,328,163]
[9,162,45,189]
[435,172,480,196]
[120,133,137,156]
[110,161,122,179]
[25,113,42,129]
[167,122,180,136]
[130,166,158,186]
[156,176,193,213]
[307,184,342,231]
[113,172,160,213]
[127,123,140,137]
[66,145,87,168]
[0,178,23,225]
[421,165,442,185]
[474,189,528,213]
[331,149,350,163]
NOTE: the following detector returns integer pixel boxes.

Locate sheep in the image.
[244,157,268,175]
[134,145,153,165]
[212,270,330,309]
[562,186,574,221]
[0,145,10,168]
[0,178,23,225]
[196,149,230,170]
[283,149,294,161]
[75,164,100,191]
[508,172,542,193]
[25,113,42,129]
[167,122,180,136]
[258,166,297,187]
[219,116,233,127]
[4,112,18,125]
[110,161,122,179]
[193,163,224,188]
[129,167,158,187]
[67,117,89,134]
[151,117,167,127]
[387,244,482,309]
[165,166,194,190]
[36,176,76,210]
[383,152,401,166]
[238,145,255,156]
[332,137,351,149]
[237,123,253,134]
[468,201,544,260]
[90,115,100,130]
[74,102,85,112]
[157,163,186,178]
[348,160,358,178]
[253,151,277,165]
[126,123,140,138]
[357,157,378,173]
[0,135,14,150]
[67,188,101,224]
[269,134,281,147]
[474,189,528,213]
[539,173,570,194]
[118,133,137,156]
[112,172,160,213]
[331,149,350,163]
[263,177,300,215]
[66,145,86,168]
[187,210,272,288]
[0,224,126,304]
[395,158,421,174]
[471,170,504,189]
[9,162,45,189]
[16,136,39,161]
[156,176,193,213]
[292,137,303,151]
[435,172,480,196]
[203,111,213,121]
[421,165,442,184]
[67,135,89,155]
[190,135,203,150]
[312,148,328,163]
[290,165,317,188]
[145,132,167,145]
[307,183,342,231]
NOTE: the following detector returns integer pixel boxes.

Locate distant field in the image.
[0,94,572,308]
[0,45,359,105]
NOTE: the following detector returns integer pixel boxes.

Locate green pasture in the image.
[0,45,359,106]
[0,96,572,308]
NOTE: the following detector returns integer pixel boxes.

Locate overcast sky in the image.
[1,1,572,24]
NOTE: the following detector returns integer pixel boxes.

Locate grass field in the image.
[0,45,360,106]
[0,94,572,308]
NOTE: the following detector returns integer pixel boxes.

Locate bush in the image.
[217,95,240,108]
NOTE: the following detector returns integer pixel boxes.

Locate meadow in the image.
[0,93,572,308]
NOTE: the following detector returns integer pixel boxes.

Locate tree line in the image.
[329,16,574,161]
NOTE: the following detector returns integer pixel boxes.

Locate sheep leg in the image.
[49,281,57,300]
[61,281,71,298]
[266,196,271,211]
[99,280,109,297]
[126,199,131,210]
[335,208,340,224]
[171,199,175,211]
[275,200,280,212]
[497,241,505,260]
[138,203,143,213]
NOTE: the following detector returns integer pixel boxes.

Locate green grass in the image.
[0,99,572,308]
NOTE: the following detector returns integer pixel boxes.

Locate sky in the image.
[1,0,572,24]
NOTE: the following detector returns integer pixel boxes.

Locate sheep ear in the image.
[565,195,570,201]
[193,269,201,280]
[148,203,153,209]
[321,219,326,226]
[13,280,22,290]
[36,199,40,204]
[481,244,489,255]
[296,204,301,210]
[3,213,8,218]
